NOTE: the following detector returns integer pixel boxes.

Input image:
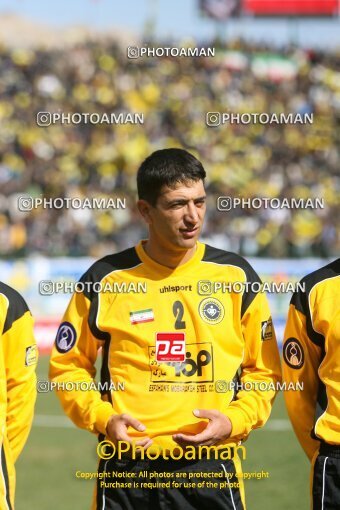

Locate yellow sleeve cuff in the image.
[225,407,248,438]
[93,403,116,435]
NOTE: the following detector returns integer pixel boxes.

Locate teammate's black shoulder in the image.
[290,258,339,347]
[291,258,339,311]
[202,244,261,317]
[80,246,141,300]
[302,258,339,291]
[0,281,30,334]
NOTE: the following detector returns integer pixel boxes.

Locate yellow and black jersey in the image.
[49,240,281,451]
[282,258,340,461]
[0,282,37,510]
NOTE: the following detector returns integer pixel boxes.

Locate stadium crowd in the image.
[0,38,339,258]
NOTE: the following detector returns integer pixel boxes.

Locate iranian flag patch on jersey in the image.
[130,308,154,325]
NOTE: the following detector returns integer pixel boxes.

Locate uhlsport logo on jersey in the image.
[149,341,213,383]
[198,298,224,324]
[55,322,77,353]
[155,332,186,362]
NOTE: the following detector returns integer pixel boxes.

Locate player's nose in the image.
[184,202,200,223]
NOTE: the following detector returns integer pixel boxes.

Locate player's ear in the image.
[137,199,153,225]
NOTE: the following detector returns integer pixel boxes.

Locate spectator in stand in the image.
[0,39,338,258]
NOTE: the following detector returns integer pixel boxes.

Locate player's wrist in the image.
[224,407,247,438]
[95,404,116,436]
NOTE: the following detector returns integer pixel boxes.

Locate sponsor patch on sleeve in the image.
[283,338,304,369]
[25,345,38,366]
[261,318,273,341]
[55,322,77,353]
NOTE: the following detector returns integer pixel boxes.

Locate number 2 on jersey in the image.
[173,300,186,330]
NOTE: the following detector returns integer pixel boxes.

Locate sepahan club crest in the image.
[198,298,225,325]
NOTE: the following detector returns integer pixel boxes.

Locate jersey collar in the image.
[135,240,205,276]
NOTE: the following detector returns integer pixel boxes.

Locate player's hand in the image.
[106,413,153,449]
[172,409,232,447]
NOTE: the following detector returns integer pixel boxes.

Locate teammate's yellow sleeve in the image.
[282,302,321,461]
[226,291,282,439]
[49,290,115,436]
[2,310,37,462]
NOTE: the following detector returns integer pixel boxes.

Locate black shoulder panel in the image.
[290,258,339,347]
[203,244,262,318]
[0,281,30,335]
[79,247,142,341]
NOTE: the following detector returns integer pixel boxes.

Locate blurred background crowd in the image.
[0,37,339,258]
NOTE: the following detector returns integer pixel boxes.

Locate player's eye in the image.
[195,199,206,207]
[170,202,186,209]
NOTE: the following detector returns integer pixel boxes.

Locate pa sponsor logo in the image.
[55,322,77,353]
[156,333,185,362]
[149,342,213,383]
[198,298,224,324]
[283,338,304,369]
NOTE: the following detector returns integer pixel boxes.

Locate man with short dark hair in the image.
[50,148,281,510]
[0,281,37,509]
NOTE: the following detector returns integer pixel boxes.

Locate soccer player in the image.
[282,258,339,510]
[49,148,281,510]
[0,281,37,509]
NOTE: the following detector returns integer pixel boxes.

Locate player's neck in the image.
[142,240,197,269]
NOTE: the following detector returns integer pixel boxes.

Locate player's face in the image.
[145,179,206,250]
